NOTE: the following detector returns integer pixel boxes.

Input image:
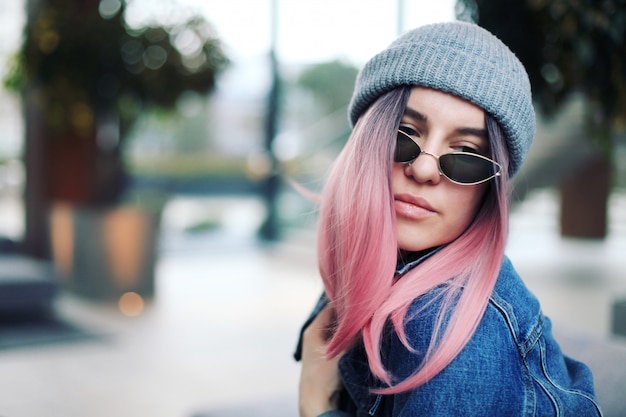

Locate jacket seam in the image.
[488,292,521,346]
[536,337,604,416]
[489,291,544,357]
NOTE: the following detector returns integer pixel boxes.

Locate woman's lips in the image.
[394,194,437,220]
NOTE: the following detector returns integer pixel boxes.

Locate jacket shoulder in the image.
[488,257,602,415]
[387,257,602,415]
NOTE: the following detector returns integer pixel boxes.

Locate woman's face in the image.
[393,87,490,252]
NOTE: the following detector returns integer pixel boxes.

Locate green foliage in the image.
[184,219,221,233]
[6,0,229,137]
[457,0,626,149]
[3,52,26,92]
[126,153,248,178]
[297,59,358,115]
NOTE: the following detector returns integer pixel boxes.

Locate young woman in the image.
[294,22,602,416]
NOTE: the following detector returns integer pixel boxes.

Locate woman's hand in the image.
[298,305,343,417]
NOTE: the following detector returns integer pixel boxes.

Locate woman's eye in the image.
[454,145,481,154]
[399,125,420,137]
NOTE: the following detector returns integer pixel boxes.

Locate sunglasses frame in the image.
[395,129,502,185]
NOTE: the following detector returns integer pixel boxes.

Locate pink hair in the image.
[317,86,511,393]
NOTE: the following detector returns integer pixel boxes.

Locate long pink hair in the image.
[317,86,511,393]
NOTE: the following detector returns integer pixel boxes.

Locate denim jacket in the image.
[294,255,602,417]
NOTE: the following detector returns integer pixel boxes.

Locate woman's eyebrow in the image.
[456,127,488,140]
[402,107,427,122]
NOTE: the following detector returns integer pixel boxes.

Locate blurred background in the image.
[0,0,625,416]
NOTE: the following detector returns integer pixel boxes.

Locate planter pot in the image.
[49,203,159,301]
[559,154,611,239]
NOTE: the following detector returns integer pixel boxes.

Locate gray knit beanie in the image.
[348,21,535,176]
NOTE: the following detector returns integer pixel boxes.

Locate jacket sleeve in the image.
[294,292,329,362]
[316,412,353,417]
[521,315,602,416]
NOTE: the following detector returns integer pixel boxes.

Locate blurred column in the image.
[22,0,49,258]
[397,0,405,35]
[258,0,281,241]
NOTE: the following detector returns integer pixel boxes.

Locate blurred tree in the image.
[4,0,228,257]
[292,59,358,158]
[457,0,626,238]
[297,59,358,117]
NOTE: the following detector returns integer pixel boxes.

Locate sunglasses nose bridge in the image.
[408,150,443,175]
[405,150,445,182]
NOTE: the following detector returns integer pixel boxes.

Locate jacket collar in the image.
[395,245,444,276]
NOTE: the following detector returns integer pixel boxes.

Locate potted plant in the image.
[5,0,229,300]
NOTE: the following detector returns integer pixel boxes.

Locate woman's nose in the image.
[403,152,442,184]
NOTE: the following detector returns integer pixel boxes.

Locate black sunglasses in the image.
[395,129,502,185]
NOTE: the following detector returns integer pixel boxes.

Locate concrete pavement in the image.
[0,189,624,417]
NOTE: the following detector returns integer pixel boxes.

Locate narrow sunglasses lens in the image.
[439,154,498,184]
[395,131,421,163]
